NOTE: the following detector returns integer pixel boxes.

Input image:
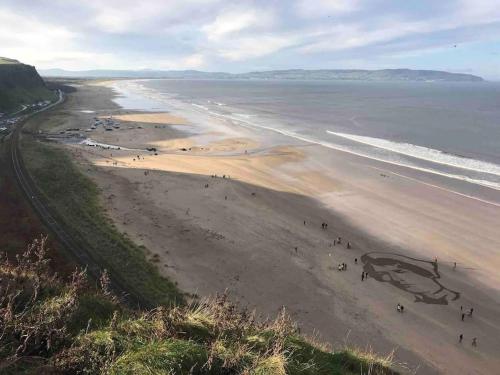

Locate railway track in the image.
[8,91,152,309]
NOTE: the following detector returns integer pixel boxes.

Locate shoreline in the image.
[50,80,500,374]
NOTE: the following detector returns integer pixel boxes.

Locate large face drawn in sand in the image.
[361,252,460,305]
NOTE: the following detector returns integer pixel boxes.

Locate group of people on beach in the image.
[338,263,347,271]
[459,334,477,346]
[331,237,352,249]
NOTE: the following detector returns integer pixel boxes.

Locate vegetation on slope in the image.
[0,57,56,112]
[20,136,182,307]
[0,238,397,375]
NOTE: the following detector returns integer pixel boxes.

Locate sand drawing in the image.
[361,252,460,305]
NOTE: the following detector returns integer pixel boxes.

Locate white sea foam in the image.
[327,131,500,177]
[109,79,500,194]
[191,103,209,111]
[207,113,500,191]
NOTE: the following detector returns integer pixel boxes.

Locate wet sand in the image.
[48,82,500,374]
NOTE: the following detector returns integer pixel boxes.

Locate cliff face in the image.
[0,58,55,112]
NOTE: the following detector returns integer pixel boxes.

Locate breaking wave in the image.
[327,131,500,177]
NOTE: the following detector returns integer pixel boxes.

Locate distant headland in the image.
[40,67,484,82]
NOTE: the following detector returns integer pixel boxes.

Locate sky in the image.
[1,0,500,79]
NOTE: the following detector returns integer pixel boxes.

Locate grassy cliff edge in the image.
[0,57,56,112]
[0,239,397,374]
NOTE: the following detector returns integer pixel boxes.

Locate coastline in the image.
[47,80,500,374]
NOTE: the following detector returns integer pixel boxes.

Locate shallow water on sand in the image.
[111,79,500,198]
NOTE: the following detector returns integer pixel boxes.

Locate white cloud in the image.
[1,0,500,74]
[203,9,261,40]
[295,0,359,18]
[217,35,296,61]
[0,7,89,68]
[182,53,206,68]
[457,0,500,24]
[84,0,223,34]
[200,6,285,61]
[298,21,430,54]
[0,8,74,49]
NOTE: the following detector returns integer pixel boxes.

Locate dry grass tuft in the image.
[1,239,399,375]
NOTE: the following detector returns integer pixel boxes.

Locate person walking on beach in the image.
[361,272,365,281]
[347,242,351,249]
[454,262,457,270]
[469,308,474,316]
[472,337,477,347]
[304,220,306,226]
[459,334,463,343]
[461,313,465,321]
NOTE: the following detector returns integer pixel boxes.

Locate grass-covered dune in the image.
[0,57,56,112]
[0,238,397,375]
[20,136,182,307]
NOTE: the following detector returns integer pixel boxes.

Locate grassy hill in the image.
[0,239,397,375]
[40,67,484,82]
[0,57,56,112]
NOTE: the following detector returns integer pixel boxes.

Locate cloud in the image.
[0,7,88,69]
[182,53,206,69]
[0,0,499,76]
[202,8,265,40]
[295,0,359,18]
[217,35,296,61]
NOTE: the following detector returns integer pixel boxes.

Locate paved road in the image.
[8,91,152,309]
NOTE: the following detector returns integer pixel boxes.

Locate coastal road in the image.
[7,90,151,309]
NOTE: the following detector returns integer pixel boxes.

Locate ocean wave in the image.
[191,103,209,111]
[327,131,500,177]
[210,113,500,191]
[232,113,255,119]
[109,79,500,193]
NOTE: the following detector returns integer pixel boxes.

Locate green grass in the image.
[0,86,57,112]
[1,239,397,375]
[20,137,183,307]
[0,57,20,64]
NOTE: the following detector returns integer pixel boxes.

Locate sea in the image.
[111,79,500,193]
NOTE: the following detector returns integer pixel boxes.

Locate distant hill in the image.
[40,67,484,82]
[0,57,56,112]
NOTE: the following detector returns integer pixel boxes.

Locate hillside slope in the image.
[0,57,56,112]
[40,67,484,82]
[0,239,398,375]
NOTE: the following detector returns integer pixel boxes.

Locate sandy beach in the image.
[46,82,500,374]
